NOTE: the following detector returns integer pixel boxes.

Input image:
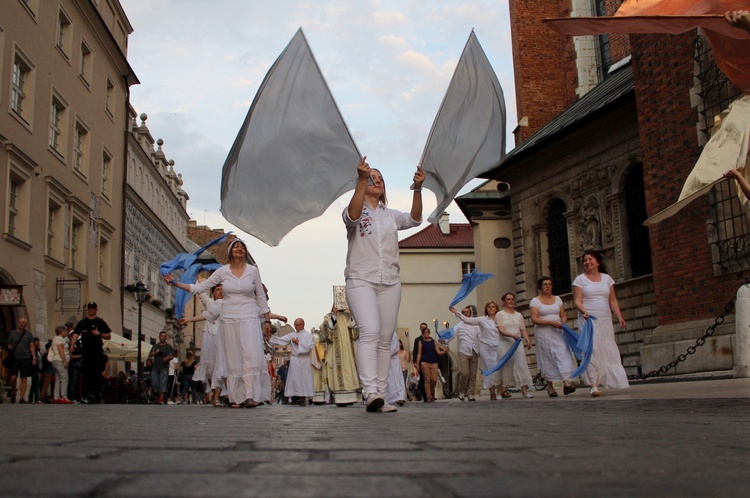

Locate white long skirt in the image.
[580,317,629,390]
[535,325,576,382]
[193,331,217,384]
[496,336,533,388]
[220,318,265,404]
[479,342,499,389]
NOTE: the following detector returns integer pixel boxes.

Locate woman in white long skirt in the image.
[572,250,629,397]
[496,293,534,399]
[179,284,226,406]
[530,276,576,397]
[450,301,520,400]
[166,239,272,408]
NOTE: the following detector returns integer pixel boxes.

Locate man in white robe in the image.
[270,318,314,406]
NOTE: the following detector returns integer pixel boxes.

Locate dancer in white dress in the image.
[179,284,226,406]
[496,293,534,399]
[529,276,576,397]
[572,250,629,396]
[450,301,520,400]
[166,239,272,408]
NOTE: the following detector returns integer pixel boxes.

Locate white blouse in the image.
[343,202,420,285]
[190,265,269,320]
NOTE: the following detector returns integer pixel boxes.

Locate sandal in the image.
[243,399,258,408]
[230,403,242,408]
[213,400,223,407]
[563,385,576,395]
[501,391,512,399]
[547,390,558,397]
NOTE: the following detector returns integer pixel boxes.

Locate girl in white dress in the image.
[572,250,629,396]
[496,293,534,399]
[179,285,226,406]
[530,276,576,397]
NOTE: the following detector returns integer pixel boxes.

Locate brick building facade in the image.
[469,1,744,376]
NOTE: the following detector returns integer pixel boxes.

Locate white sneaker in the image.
[365,394,385,412]
[524,393,534,399]
[378,402,398,413]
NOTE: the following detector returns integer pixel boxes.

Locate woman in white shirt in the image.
[166,239,272,408]
[450,301,520,400]
[530,276,576,397]
[497,293,534,399]
[344,156,425,413]
[51,325,72,403]
[573,250,629,397]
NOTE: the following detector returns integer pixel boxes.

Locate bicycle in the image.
[532,371,547,391]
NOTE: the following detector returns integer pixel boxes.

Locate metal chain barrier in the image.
[628,275,750,380]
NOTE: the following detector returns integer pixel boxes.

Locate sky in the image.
[123,0,517,329]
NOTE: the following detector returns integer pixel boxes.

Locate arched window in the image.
[624,163,652,277]
[547,198,571,294]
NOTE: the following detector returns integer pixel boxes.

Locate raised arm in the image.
[410,166,425,222]
[347,157,371,221]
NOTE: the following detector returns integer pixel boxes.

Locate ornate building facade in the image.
[0,0,137,352]
[123,110,189,354]
[461,1,743,377]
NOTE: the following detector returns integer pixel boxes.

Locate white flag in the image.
[419,31,506,224]
[220,28,360,246]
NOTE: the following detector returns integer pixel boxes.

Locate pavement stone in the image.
[0,377,749,497]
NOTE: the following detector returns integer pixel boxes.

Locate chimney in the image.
[439,212,450,235]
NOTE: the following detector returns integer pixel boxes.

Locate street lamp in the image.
[132,281,148,401]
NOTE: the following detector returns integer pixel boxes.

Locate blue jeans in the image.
[181,373,199,403]
[151,368,168,394]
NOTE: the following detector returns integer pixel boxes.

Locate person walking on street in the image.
[453,307,481,402]
[343,157,424,412]
[149,331,175,404]
[51,325,73,403]
[73,302,112,404]
[6,318,36,404]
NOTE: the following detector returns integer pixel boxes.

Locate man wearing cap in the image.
[73,302,112,404]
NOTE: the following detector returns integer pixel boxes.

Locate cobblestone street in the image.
[1,378,749,497]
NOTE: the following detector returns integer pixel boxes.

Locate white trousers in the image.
[346,279,401,398]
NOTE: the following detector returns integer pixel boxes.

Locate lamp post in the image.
[132,281,148,401]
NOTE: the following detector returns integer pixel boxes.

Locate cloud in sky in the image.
[123,0,516,328]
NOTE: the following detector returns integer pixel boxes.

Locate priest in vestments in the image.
[269,318,314,406]
[320,307,361,406]
[311,331,328,404]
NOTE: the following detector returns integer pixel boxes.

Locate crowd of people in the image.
[4,159,633,408]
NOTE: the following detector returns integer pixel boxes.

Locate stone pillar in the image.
[734,284,750,378]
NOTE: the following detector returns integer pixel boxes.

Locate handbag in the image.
[47,346,55,362]
[3,330,27,369]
